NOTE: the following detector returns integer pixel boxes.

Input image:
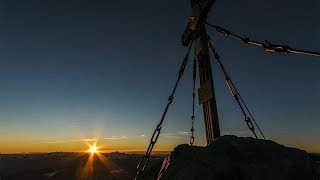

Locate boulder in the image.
[143,135,319,180]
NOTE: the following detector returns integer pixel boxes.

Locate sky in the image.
[0,0,319,153]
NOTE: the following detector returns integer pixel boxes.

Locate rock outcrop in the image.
[142,135,320,180]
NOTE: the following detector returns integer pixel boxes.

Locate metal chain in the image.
[135,40,194,180]
[208,38,265,139]
[206,22,320,57]
[237,92,266,139]
[190,56,197,145]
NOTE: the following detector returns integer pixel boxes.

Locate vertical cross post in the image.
[182,0,220,145]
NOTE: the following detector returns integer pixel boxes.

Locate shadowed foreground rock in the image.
[141,135,320,180]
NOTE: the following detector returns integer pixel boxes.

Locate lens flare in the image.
[88,144,98,153]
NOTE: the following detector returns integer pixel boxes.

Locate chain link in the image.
[245,117,258,139]
[208,38,264,140]
[206,23,320,57]
[190,56,197,146]
[135,40,194,180]
[245,117,255,131]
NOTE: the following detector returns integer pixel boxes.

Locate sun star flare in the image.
[88,144,99,154]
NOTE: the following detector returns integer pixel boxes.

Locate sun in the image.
[88,144,99,154]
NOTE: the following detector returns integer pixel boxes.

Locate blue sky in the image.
[0,0,319,153]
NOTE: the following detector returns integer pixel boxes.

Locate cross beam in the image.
[182,0,220,145]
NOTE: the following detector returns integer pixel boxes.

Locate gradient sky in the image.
[0,0,319,153]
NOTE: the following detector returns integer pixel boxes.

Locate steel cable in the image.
[135,40,194,180]
[206,22,320,57]
[208,38,265,140]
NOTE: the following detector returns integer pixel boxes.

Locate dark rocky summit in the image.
[141,135,320,180]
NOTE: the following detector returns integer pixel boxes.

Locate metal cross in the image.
[182,0,220,145]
